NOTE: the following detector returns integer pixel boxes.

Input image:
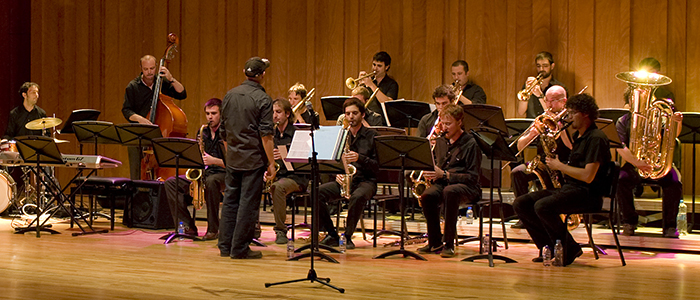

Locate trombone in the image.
[291,88,315,123]
[345,71,376,89]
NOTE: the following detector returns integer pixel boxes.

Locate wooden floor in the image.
[2,210,700,299]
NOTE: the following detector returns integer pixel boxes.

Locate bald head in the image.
[544,85,567,112]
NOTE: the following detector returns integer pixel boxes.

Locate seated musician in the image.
[451,60,487,105]
[287,82,318,125]
[416,85,454,138]
[3,82,47,140]
[163,98,225,240]
[417,104,483,258]
[335,87,384,127]
[268,98,309,244]
[318,98,379,249]
[616,87,683,238]
[122,55,187,180]
[513,93,611,266]
[510,86,572,205]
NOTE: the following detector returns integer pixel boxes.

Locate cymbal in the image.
[25,117,63,130]
[53,138,70,144]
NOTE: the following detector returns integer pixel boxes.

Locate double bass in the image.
[141,33,189,180]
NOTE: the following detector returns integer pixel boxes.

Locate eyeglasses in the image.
[545,97,564,103]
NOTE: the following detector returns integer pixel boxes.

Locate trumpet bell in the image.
[345,77,357,90]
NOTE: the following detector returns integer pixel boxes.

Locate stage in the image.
[2,203,700,299]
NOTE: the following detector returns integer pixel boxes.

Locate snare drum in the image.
[0,169,17,213]
[0,140,18,153]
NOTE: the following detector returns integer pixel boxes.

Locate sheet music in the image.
[285,126,345,163]
[380,101,391,127]
[278,145,293,171]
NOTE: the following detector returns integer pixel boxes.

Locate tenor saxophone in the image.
[186,124,208,210]
[339,122,357,199]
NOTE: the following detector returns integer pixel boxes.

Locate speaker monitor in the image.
[124,180,174,229]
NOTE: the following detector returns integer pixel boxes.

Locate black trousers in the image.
[218,166,265,257]
[617,163,682,229]
[317,180,376,239]
[513,185,602,259]
[163,172,225,233]
[421,183,480,248]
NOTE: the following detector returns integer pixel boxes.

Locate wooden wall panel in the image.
[26,0,700,194]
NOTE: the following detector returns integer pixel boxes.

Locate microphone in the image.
[305,100,320,129]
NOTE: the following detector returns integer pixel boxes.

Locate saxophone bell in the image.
[189,124,208,210]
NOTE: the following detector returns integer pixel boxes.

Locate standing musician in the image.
[513,93,611,266]
[416,85,455,138]
[287,82,318,125]
[517,51,567,118]
[163,98,226,240]
[358,51,398,125]
[417,104,482,258]
[122,55,187,180]
[4,82,47,140]
[511,86,572,203]
[267,98,309,244]
[219,57,276,259]
[451,60,487,105]
[616,88,683,238]
[318,98,379,250]
[335,87,384,127]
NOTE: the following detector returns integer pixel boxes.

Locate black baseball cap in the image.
[244,57,270,77]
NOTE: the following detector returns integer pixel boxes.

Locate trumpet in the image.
[186,124,208,210]
[345,71,376,89]
[517,73,545,102]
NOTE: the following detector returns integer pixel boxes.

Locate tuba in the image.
[339,121,357,199]
[616,71,678,179]
[186,124,208,210]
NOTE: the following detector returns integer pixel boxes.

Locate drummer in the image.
[3,82,47,140]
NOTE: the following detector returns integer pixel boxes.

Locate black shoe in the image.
[532,256,544,263]
[185,227,198,236]
[345,238,356,250]
[320,235,339,247]
[511,220,525,229]
[663,228,679,238]
[440,246,456,258]
[203,232,219,240]
[417,244,444,254]
[231,248,263,259]
[219,249,230,257]
[564,249,583,266]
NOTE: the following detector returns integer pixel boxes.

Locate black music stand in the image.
[320,96,351,122]
[462,127,518,266]
[598,108,628,124]
[13,136,105,237]
[384,100,432,129]
[73,121,120,154]
[678,112,700,231]
[150,137,204,244]
[58,109,101,135]
[373,136,433,261]
[505,118,535,147]
[266,120,345,293]
[595,118,623,149]
[462,104,508,134]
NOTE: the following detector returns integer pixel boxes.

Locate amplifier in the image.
[124,180,174,229]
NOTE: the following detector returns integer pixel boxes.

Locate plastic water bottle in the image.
[542,245,552,267]
[553,240,563,267]
[481,234,490,253]
[677,199,688,236]
[286,239,295,259]
[339,234,347,253]
[466,207,474,225]
[177,221,185,241]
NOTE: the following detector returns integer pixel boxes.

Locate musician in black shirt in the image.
[163,98,226,240]
[417,85,455,138]
[268,98,309,244]
[517,51,567,118]
[287,82,318,126]
[451,60,487,105]
[122,55,187,179]
[318,98,379,250]
[358,51,399,122]
[3,82,47,140]
[417,104,483,258]
[335,87,384,127]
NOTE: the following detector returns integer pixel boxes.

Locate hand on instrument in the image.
[264,163,277,182]
[160,66,174,82]
[335,174,346,185]
[422,171,437,181]
[273,148,282,160]
[135,115,153,125]
[635,161,653,173]
[526,76,543,98]
[343,151,359,163]
[202,152,214,165]
[545,155,564,170]
[672,111,683,123]
[434,166,446,179]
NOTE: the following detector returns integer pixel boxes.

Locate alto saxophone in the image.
[186,124,208,210]
[339,122,357,199]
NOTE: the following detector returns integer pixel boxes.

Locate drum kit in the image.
[1,117,67,216]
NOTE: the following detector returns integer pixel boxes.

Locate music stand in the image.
[73,121,120,154]
[595,118,623,149]
[266,120,345,293]
[320,96,351,122]
[462,127,518,266]
[58,109,101,135]
[384,100,432,129]
[373,136,433,261]
[504,118,535,147]
[598,108,628,124]
[151,137,204,244]
[462,104,508,134]
[678,112,700,231]
[13,136,105,237]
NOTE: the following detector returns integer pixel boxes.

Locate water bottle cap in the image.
[467,206,472,209]
[680,199,684,203]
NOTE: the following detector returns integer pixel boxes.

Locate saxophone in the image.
[339,122,357,199]
[186,124,208,210]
